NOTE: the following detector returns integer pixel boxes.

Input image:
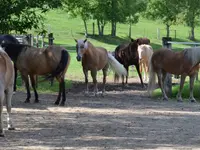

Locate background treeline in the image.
[1,0,200,40]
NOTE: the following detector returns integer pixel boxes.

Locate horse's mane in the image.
[184,47,200,66]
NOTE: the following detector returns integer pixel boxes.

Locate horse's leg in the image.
[176,75,186,102]
[5,87,15,130]
[13,63,18,92]
[60,77,66,106]
[157,70,168,101]
[102,64,109,95]
[91,70,98,96]
[135,63,145,88]
[30,75,39,103]
[55,78,62,105]
[125,66,129,85]
[189,73,196,103]
[83,69,89,95]
[21,74,31,103]
[0,89,4,137]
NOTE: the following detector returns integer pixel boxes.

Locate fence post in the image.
[162,37,172,97]
[92,22,95,36]
[157,28,160,40]
[48,33,54,45]
[41,34,45,47]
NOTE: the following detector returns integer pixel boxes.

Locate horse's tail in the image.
[107,53,127,77]
[147,55,156,96]
[46,50,70,80]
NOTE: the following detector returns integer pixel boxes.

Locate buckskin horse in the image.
[1,42,70,106]
[75,39,127,95]
[114,39,144,87]
[0,34,20,92]
[0,46,15,137]
[148,47,200,102]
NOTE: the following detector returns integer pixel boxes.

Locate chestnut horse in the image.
[0,47,15,137]
[114,39,144,87]
[75,39,127,95]
[0,34,19,92]
[148,47,200,102]
[137,44,153,82]
[1,42,70,106]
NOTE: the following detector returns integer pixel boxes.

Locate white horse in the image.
[137,44,153,82]
[0,46,15,137]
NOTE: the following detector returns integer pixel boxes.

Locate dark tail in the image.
[46,50,69,80]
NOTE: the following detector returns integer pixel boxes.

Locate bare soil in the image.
[1,78,200,150]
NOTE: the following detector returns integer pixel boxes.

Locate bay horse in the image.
[148,47,200,102]
[0,46,15,137]
[0,34,19,92]
[75,39,127,95]
[137,44,153,82]
[114,39,144,87]
[1,42,70,106]
[131,37,150,45]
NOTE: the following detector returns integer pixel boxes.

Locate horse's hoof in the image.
[54,101,60,105]
[8,127,15,130]
[13,91,16,95]
[24,99,30,103]
[34,99,39,103]
[162,97,168,101]
[191,99,197,103]
[177,99,183,102]
[59,102,65,106]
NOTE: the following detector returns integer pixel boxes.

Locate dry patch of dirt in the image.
[1,78,200,150]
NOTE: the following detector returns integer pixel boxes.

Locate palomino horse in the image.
[75,39,127,95]
[1,42,70,106]
[0,34,20,92]
[137,44,153,82]
[0,46,15,137]
[148,47,200,102]
[114,39,144,87]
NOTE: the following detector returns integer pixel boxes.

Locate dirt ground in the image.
[1,78,200,150]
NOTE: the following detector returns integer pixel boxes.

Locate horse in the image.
[131,37,150,45]
[1,42,70,106]
[137,44,153,82]
[148,47,200,102]
[114,39,144,87]
[0,46,15,137]
[75,39,127,95]
[0,34,20,92]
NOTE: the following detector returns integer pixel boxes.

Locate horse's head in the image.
[75,39,88,61]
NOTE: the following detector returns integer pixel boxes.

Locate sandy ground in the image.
[1,78,200,150]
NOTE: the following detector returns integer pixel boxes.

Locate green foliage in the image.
[0,0,63,34]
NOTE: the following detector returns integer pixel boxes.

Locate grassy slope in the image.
[24,9,200,99]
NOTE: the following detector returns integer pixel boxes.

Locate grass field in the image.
[23,9,200,100]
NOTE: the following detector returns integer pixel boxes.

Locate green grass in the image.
[24,9,200,98]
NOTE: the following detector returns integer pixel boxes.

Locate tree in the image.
[145,0,180,37]
[0,0,63,34]
[180,0,200,40]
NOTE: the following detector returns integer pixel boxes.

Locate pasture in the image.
[1,9,200,150]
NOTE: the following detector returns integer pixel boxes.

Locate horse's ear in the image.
[84,39,87,43]
[131,38,134,42]
[74,39,77,43]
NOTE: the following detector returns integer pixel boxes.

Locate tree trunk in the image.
[166,24,170,37]
[189,26,195,41]
[101,25,104,36]
[111,21,116,36]
[83,19,88,37]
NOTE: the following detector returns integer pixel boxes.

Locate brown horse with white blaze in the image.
[1,42,70,106]
[75,39,127,95]
[148,47,200,102]
[0,46,15,137]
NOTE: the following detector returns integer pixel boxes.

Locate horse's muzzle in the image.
[76,55,81,61]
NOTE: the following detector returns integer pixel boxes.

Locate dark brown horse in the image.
[0,46,15,137]
[131,37,150,45]
[75,39,127,95]
[114,39,144,87]
[148,47,200,102]
[1,42,70,106]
